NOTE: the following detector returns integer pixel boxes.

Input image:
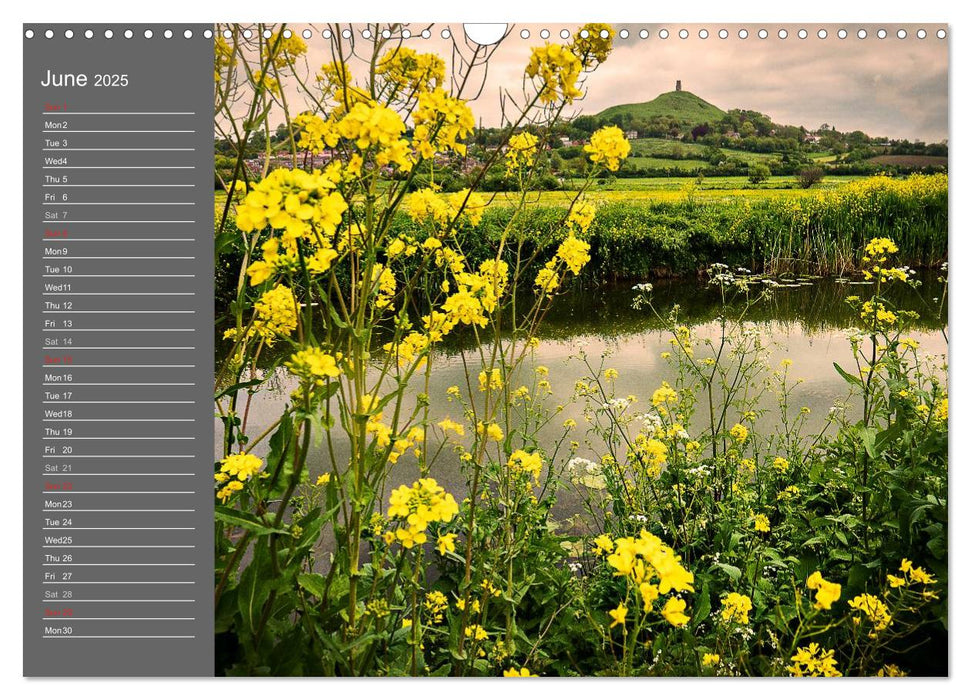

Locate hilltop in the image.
[595,90,727,126]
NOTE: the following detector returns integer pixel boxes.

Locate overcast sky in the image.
[286,23,948,142]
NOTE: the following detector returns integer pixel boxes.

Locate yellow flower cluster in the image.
[376,46,445,95]
[252,284,298,342]
[315,61,352,95]
[730,423,749,444]
[608,601,627,628]
[662,597,691,627]
[292,112,339,154]
[848,593,893,634]
[753,513,771,533]
[389,426,425,466]
[861,237,910,282]
[383,331,430,369]
[236,168,347,247]
[570,23,615,68]
[788,643,841,677]
[465,624,489,642]
[337,102,414,172]
[567,199,597,233]
[860,300,898,330]
[534,266,560,296]
[476,421,504,442]
[448,189,486,227]
[629,434,668,477]
[214,35,235,81]
[772,456,789,473]
[864,237,899,259]
[439,259,510,329]
[286,347,341,386]
[437,533,457,555]
[533,232,592,296]
[584,126,631,172]
[719,592,753,625]
[806,571,842,610]
[412,88,475,158]
[263,31,307,69]
[251,69,281,96]
[478,368,503,392]
[437,417,465,436]
[507,449,544,481]
[408,188,450,225]
[387,478,460,548]
[556,234,592,274]
[372,264,397,310]
[602,530,694,626]
[877,664,907,677]
[214,453,264,503]
[502,667,536,677]
[888,558,938,587]
[423,590,449,623]
[407,188,486,228]
[506,131,539,173]
[651,382,678,408]
[526,43,583,104]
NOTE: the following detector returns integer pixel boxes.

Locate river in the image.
[217,272,948,521]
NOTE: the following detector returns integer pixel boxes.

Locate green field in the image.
[628,137,781,164]
[624,137,839,172]
[595,90,726,124]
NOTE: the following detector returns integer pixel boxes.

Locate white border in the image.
[3,0,964,697]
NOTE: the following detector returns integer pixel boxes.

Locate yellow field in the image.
[481,187,826,206]
[215,175,883,215]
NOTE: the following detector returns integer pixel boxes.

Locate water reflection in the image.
[217,273,948,522]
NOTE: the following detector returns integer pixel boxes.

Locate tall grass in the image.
[742,173,948,274]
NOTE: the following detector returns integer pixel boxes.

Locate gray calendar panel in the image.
[24,24,214,677]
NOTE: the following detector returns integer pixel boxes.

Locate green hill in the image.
[595,90,726,125]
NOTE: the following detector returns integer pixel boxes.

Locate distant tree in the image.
[797,166,825,188]
[691,123,711,141]
[273,122,291,143]
[748,163,771,184]
[703,145,725,166]
[570,115,600,137]
[740,121,757,138]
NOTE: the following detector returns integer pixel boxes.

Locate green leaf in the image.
[711,562,742,581]
[237,545,271,634]
[692,580,712,627]
[296,572,326,599]
[859,427,878,459]
[215,377,265,400]
[833,362,863,387]
[215,505,290,535]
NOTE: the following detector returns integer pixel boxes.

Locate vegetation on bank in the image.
[219,173,947,301]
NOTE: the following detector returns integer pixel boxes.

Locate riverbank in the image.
[433,173,948,279]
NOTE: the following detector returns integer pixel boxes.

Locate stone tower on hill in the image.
[676,80,682,91]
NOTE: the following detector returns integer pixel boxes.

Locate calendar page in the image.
[21,19,950,681]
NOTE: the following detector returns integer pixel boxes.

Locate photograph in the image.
[210,22,949,677]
